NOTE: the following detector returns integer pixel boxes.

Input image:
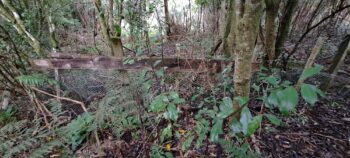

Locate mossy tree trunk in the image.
[264,0,281,66]
[223,0,235,57]
[275,0,299,61]
[94,0,124,57]
[0,0,43,56]
[233,0,264,118]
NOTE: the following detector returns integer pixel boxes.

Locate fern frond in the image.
[29,140,62,158]
[0,120,28,136]
[3,138,38,158]
[16,73,58,87]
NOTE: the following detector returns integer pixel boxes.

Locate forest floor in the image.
[3,28,349,157]
[257,93,350,157]
[61,30,350,157]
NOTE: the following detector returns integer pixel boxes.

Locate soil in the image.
[258,102,350,158]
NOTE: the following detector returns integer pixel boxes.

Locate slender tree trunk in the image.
[223,0,235,57]
[233,0,264,118]
[275,0,299,60]
[264,0,281,66]
[111,0,124,58]
[142,0,151,54]
[296,37,325,90]
[164,0,171,38]
[320,35,350,91]
[46,9,60,97]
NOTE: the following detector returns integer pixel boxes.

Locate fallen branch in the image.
[31,87,87,112]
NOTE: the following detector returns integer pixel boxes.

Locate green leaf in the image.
[247,115,262,136]
[218,97,233,119]
[301,84,318,105]
[153,60,162,67]
[230,118,242,134]
[267,90,279,107]
[300,65,323,80]
[240,107,252,135]
[315,87,326,97]
[234,96,249,106]
[181,135,194,152]
[277,86,298,114]
[150,94,168,112]
[165,152,174,158]
[210,118,223,143]
[164,103,179,121]
[115,25,122,34]
[160,124,172,142]
[252,83,260,92]
[264,114,281,126]
[266,76,279,85]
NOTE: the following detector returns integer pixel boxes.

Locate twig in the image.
[314,133,346,143]
[31,87,88,112]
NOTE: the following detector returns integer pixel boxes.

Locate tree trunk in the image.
[320,35,350,91]
[233,0,263,118]
[0,0,43,56]
[164,0,171,38]
[94,0,123,57]
[223,0,235,57]
[275,0,299,60]
[264,0,281,66]
[295,37,325,90]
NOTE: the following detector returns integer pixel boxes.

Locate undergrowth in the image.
[0,65,325,157]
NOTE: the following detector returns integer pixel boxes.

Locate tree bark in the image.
[264,0,281,66]
[320,35,350,91]
[0,0,43,56]
[223,0,235,57]
[233,0,264,118]
[275,0,298,60]
[164,0,171,38]
[94,0,123,57]
[295,37,325,90]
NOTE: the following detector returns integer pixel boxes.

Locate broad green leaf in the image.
[160,124,172,142]
[267,90,279,107]
[277,86,298,114]
[315,87,326,97]
[301,84,318,105]
[169,91,180,99]
[230,118,242,134]
[234,96,249,106]
[218,97,233,118]
[264,114,282,126]
[150,95,168,112]
[165,152,174,158]
[247,115,262,136]
[240,107,252,135]
[210,118,223,143]
[300,65,323,80]
[164,103,179,121]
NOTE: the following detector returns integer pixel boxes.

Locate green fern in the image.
[29,140,62,158]
[219,139,256,158]
[16,73,58,87]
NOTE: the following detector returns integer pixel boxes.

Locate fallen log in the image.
[31,53,261,72]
